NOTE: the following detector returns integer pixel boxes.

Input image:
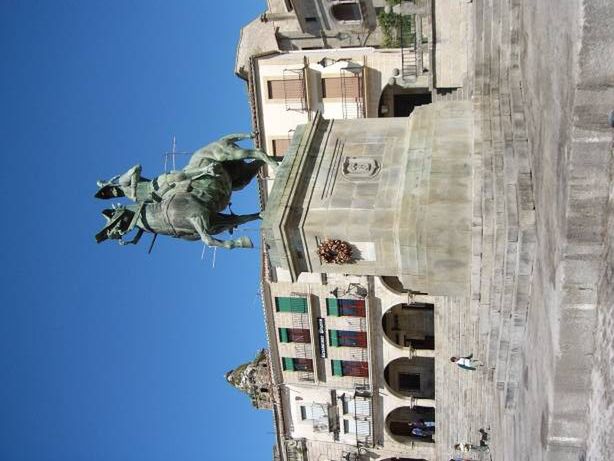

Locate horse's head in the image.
[95,206,135,243]
[94,179,125,199]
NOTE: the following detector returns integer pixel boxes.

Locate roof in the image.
[235,16,279,79]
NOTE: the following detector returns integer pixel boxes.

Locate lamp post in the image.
[317,57,351,68]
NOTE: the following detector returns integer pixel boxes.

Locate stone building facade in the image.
[228,100,480,461]
[228,3,482,460]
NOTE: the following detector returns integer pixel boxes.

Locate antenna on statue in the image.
[147,234,158,254]
[171,136,177,171]
[163,135,191,174]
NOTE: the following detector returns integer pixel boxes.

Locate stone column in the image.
[408,345,435,359]
[409,294,437,305]
[411,396,436,408]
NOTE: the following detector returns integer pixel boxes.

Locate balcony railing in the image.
[291,312,314,382]
[400,15,418,81]
[340,67,365,119]
[283,68,307,112]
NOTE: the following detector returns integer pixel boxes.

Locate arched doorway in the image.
[386,406,436,443]
[382,303,434,349]
[378,85,432,118]
[331,3,362,22]
[380,458,428,461]
[384,357,435,398]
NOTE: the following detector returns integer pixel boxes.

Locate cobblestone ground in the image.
[511,0,613,459]
[468,0,614,459]
[586,286,614,460]
[586,199,614,460]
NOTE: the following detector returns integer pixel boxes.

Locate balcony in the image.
[282,68,307,112]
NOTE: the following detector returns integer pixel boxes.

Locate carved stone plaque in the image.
[341,156,380,180]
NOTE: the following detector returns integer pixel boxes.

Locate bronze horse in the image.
[94,133,277,249]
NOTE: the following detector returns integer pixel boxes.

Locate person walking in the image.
[450,353,484,370]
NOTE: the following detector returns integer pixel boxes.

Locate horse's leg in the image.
[197,143,278,170]
[223,159,264,191]
[219,132,253,143]
[188,133,252,168]
[189,216,254,249]
[211,212,261,234]
[234,147,279,170]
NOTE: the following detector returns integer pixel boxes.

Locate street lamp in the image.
[317,57,351,68]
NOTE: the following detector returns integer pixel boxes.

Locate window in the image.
[398,373,421,391]
[342,396,371,417]
[276,297,307,313]
[327,298,365,317]
[282,357,314,372]
[300,403,327,421]
[272,138,290,156]
[343,419,353,433]
[279,328,311,343]
[322,76,360,98]
[329,330,367,347]
[331,359,368,377]
[267,79,303,100]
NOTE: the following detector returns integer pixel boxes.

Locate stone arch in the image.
[330,3,362,22]
[378,84,432,118]
[384,357,435,398]
[382,303,434,349]
[379,458,427,461]
[385,406,436,443]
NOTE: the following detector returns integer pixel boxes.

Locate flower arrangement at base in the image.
[317,239,353,264]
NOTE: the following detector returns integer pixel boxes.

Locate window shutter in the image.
[356,420,370,436]
[267,80,285,99]
[276,297,307,313]
[332,359,343,376]
[279,328,289,343]
[344,418,356,434]
[289,328,310,343]
[338,299,366,317]
[282,357,295,371]
[322,77,360,98]
[290,297,307,313]
[327,298,339,316]
[338,330,367,347]
[268,79,303,99]
[272,138,290,156]
[329,330,339,347]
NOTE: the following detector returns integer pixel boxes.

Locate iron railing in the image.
[340,67,365,119]
[283,68,307,112]
[291,312,314,382]
[400,15,418,81]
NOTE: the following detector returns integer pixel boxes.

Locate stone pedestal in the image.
[262,102,474,296]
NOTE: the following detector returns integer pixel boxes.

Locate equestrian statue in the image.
[94,133,278,250]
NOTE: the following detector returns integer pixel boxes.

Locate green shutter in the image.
[331,359,343,376]
[327,298,339,316]
[329,330,339,347]
[276,297,307,313]
[279,328,289,343]
[282,357,295,371]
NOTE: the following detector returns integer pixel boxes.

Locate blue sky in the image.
[0,2,273,460]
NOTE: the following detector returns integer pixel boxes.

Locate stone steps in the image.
[432,87,469,102]
[472,0,536,448]
[490,0,535,413]
[429,0,537,455]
